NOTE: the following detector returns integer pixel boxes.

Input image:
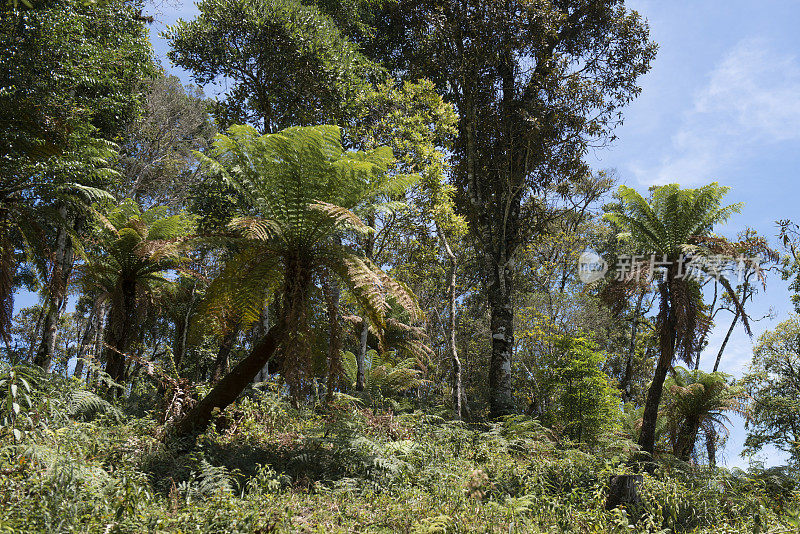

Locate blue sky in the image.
[15,0,800,468]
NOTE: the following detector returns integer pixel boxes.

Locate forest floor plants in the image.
[0,374,797,533]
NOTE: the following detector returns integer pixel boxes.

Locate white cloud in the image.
[631,38,800,185]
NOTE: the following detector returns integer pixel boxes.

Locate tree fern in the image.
[189,125,421,402]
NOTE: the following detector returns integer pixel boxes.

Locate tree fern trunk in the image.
[706,426,717,467]
[675,415,701,461]
[172,321,285,437]
[104,279,138,385]
[639,276,677,458]
[253,305,270,383]
[211,327,238,383]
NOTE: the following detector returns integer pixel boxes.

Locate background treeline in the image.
[1,0,799,531]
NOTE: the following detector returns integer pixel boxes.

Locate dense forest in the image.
[1,0,799,532]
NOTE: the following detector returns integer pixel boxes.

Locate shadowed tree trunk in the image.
[173,281,197,373]
[211,327,238,383]
[253,306,271,383]
[173,321,285,437]
[639,268,678,458]
[356,216,375,392]
[73,302,102,380]
[357,319,368,391]
[487,256,516,416]
[706,426,717,467]
[674,414,701,461]
[104,278,138,384]
[322,273,341,404]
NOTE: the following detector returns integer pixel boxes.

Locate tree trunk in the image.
[606,475,643,510]
[439,227,463,420]
[713,311,738,373]
[674,415,701,461]
[104,279,138,385]
[638,276,677,457]
[34,208,75,371]
[705,426,717,467]
[253,306,271,383]
[356,216,375,392]
[74,302,101,380]
[211,327,238,383]
[621,288,646,402]
[322,274,341,404]
[356,319,368,391]
[172,321,285,437]
[487,258,515,417]
[27,303,46,362]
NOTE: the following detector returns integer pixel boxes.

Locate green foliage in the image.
[535,336,620,445]
[78,199,196,381]
[743,314,800,465]
[0,363,40,442]
[342,348,425,409]
[0,0,154,165]
[660,367,744,461]
[605,183,741,256]
[66,389,122,423]
[196,124,422,393]
[165,0,373,131]
[0,380,796,532]
[605,182,746,455]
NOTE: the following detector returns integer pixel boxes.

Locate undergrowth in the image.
[0,371,798,533]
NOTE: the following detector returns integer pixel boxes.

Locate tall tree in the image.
[743,315,800,466]
[605,183,749,458]
[164,0,373,133]
[1,0,154,357]
[174,124,421,435]
[353,0,656,415]
[0,145,116,350]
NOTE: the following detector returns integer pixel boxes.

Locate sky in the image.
[14,0,800,469]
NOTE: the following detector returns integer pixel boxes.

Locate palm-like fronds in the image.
[196,125,422,395]
[605,183,748,364]
[605,182,745,456]
[606,183,741,256]
[342,349,426,407]
[660,366,745,461]
[77,200,195,382]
